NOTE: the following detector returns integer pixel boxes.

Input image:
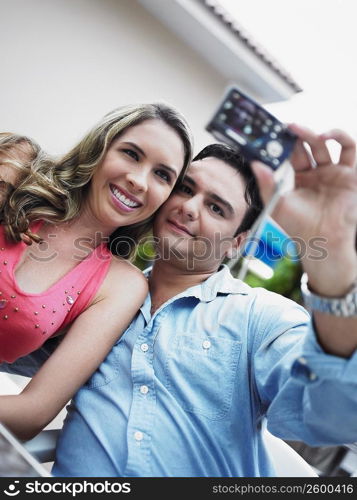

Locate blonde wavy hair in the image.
[0,103,193,257]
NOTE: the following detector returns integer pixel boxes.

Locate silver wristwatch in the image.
[300,273,357,317]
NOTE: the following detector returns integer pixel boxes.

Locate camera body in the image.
[206,86,297,170]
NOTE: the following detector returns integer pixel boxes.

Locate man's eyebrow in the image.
[209,193,234,215]
[184,175,196,187]
[121,141,179,178]
[183,174,234,215]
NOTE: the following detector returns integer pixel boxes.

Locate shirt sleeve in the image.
[252,294,357,446]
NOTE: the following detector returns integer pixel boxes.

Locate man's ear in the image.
[225,231,249,259]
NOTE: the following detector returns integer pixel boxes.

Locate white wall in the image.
[1,0,228,155]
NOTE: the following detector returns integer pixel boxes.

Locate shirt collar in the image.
[196,264,250,302]
[143,264,250,306]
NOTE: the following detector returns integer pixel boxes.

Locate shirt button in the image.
[140,385,149,394]
[134,431,143,441]
[140,343,149,352]
[202,340,211,350]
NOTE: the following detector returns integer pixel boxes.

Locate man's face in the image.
[153,157,249,272]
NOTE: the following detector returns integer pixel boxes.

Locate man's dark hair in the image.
[193,143,263,235]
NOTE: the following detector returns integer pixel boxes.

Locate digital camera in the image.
[206,86,297,170]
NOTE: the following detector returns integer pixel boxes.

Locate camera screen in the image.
[218,90,274,142]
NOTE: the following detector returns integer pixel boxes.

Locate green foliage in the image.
[134,240,156,271]
[242,257,303,304]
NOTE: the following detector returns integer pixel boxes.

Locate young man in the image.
[3,125,357,476]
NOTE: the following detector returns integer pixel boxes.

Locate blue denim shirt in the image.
[48,265,357,477]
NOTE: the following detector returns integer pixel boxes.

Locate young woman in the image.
[0,103,193,439]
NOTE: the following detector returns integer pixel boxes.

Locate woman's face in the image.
[87,119,185,233]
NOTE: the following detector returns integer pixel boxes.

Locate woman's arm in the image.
[0,260,148,440]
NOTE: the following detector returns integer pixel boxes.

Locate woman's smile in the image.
[109,184,143,212]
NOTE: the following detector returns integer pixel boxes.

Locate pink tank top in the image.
[0,221,112,363]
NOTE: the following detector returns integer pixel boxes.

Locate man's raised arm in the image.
[252,124,357,358]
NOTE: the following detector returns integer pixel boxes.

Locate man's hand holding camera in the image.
[251,124,357,357]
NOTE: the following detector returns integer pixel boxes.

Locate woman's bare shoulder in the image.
[104,256,148,290]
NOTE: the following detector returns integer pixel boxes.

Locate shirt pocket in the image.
[84,341,122,389]
[164,333,242,420]
[85,324,134,389]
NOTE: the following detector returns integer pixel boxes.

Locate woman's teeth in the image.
[111,186,140,208]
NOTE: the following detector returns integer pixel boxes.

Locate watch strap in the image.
[300,273,357,317]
